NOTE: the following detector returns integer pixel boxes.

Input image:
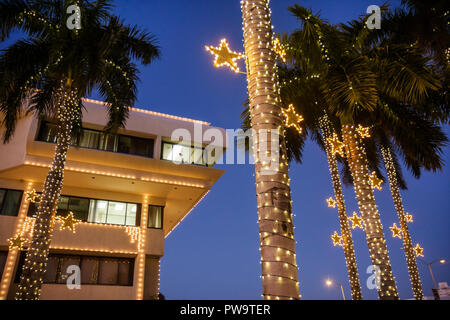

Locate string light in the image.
[327,133,345,157]
[390,223,402,239]
[331,232,343,247]
[326,197,337,208]
[348,212,364,230]
[8,235,28,251]
[381,145,423,299]
[413,244,424,258]
[205,39,245,73]
[272,37,287,63]
[369,171,383,191]
[56,212,82,233]
[356,125,371,138]
[282,104,304,134]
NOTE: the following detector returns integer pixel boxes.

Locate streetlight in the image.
[325,279,346,300]
[418,259,446,289]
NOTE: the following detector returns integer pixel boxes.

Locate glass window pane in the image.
[68,197,89,221]
[148,206,163,229]
[1,190,22,216]
[0,189,6,210]
[129,137,154,158]
[117,136,132,154]
[88,200,108,224]
[81,257,100,285]
[78,130,100,149]
[106,201,126,225]
[162,143,173,161]
[44,256,59,284]
[99,134,117,152]
[192,148,205,165]
[98,259,119,285]
[37,122,58,143]
[56,196,70,217]
[117,260,132,286]
[173,145,190,164]
[125,204,138,226]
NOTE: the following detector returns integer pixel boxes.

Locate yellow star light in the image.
[390,223,402,239]
[369,171,383,191]
[331,231,343,247]
[205,39,244,73]
[282,104,304,134]
[326,197,337,209]
[8,235,28,250]
[57,212,81,233]
[25,189,40,203]
[273,38,287,63]
[327,133,345,157]
[356,125,371,138]
[348,212,364,230]
[413,244,424,258]
[405,213,414,223]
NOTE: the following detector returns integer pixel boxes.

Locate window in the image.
[0,251,7,279]
[0,188,23,216]
[37,121,154,158]
[29,195,141,227]
[148,205,163,229]
[161,141,212,166]
[16,253,134,286]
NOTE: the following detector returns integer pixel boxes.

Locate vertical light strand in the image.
[342,125,399,300]
[319,114,363,300]
[381,145,423,300]
[241,0,301,300]
[136,195,149,300]
[0,182,34,300]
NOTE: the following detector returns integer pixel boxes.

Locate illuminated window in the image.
[161,141,213,166]
[148,205,164,229]
[0,188,23,217]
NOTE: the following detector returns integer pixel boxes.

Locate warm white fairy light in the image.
[342,125,399,300]
[205,39,245,73]
[381,145,423,299]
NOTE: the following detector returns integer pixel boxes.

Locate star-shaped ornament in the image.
[405,213,414,223]
[8,235,28,250]
[57,212,82,233]
[25,189,40,203]
[369,172,383,191]
[348,212,364,230]
[331,231,343,247]
[326,197,337,209]
[413,244,424,258]
[282,104,304,134]
[356,125,371,138]
[390,223,402,239]
[327,133,345,157]
[205,39,244,73]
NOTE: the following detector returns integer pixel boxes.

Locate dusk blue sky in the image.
[3,0,449,300]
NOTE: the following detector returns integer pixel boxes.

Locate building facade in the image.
[0,99,225,300]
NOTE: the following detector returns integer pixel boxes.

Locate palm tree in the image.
[0,0,160,300]
[240,0,300,300]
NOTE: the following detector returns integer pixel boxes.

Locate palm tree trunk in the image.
[341,125,399,300]
[319,115,362,300]
[381,145,424,300]
[16,83,78,300]
[241,0,300,300]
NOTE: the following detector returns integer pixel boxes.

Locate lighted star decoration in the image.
[356,125,371,138]
[282,104,304,134]
[8,234,28,250]
[326,197,337,209]
[205,39,244,73]
[273,38,287,63]
[369,171,383,191]
[25,189,40,203]
[327,133,345,157]
[331,231,343,247]
[413,244,424,258]
[390,223,402,239]
[405,213,414,223]
[348,212,364,230]
[57,212,81,233]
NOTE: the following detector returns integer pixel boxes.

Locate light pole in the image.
[326,279,346,300]
[418,259,446,289]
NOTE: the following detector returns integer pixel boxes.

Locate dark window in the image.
[16,253,134,286]
[148,205,164,229]
[37,121,154,158]
[0,251,7,278]
[0,188,23,216]
[28,194,141,227]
